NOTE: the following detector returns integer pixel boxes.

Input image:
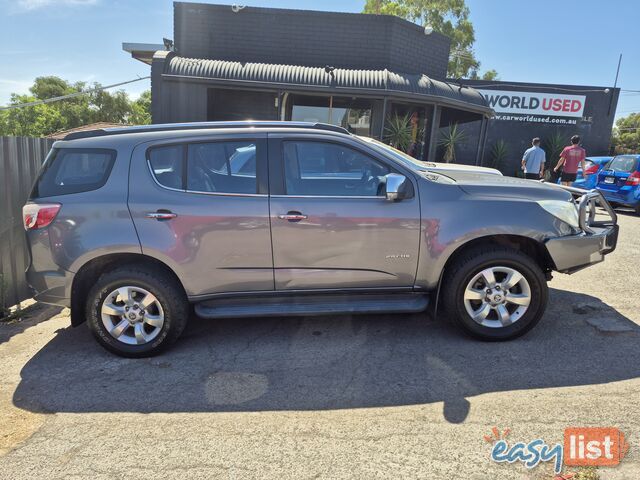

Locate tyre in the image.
[86,265,188,357]
[441,245,548,341]
[635,204,640,216]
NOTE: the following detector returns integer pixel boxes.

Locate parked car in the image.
[23,122,618,357]
[596,154,640,214]
[573,156,612,189]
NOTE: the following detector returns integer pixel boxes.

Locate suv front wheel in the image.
[442,246,548,340]
[86,265,188,357]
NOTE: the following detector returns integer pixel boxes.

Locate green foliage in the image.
[611,112,640,154]
[384,113,414,152]
[470,69,499,80]
[438,123,467,162]
[0,76,151,137]
[489,139,508,170]
[543,131,567,164]
[362,0,496,79]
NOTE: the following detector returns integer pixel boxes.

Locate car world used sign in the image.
[477,89,586,118]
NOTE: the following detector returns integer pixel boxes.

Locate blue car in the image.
[596,154,640,214]
[573,156,612,189]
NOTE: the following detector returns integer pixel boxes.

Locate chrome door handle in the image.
[278,213,307,222]
[146,211,177,220]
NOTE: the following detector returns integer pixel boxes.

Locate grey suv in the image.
[23,122,618,357]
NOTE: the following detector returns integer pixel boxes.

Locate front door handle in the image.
[146,210,177,221]
[278,211,307,222]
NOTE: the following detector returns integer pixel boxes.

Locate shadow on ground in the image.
[12,288,640,423]
[0,304,63,346]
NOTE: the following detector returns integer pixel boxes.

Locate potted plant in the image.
[489,139,508,172]
[438,123,467,163]
[383,114,413,152]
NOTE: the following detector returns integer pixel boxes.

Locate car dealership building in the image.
[124,2,619,175]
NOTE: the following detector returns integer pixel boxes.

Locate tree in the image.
[362,0,496,79]
[0,76,151,137]
[611,113,640,154]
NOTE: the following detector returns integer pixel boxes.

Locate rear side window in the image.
[31,148,116,198]
[148,145,184,190]
[187,141,257,194]
[604,155,639,173]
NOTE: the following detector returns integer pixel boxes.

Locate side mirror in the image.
[385,173,408,201]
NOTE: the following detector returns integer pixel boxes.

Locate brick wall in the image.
[173,2,451,79]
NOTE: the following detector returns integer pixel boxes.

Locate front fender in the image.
[415,193,567,289]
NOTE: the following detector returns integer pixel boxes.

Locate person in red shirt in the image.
[554,135,587,186]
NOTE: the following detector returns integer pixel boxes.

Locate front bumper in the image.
[544,187,619,274]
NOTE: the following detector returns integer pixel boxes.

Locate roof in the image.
[47,122,128,140]
[160,53,492,115]
[123,43,167,65]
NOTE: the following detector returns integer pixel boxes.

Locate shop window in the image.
[290,95,372,136]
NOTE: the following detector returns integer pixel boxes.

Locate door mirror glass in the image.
[385,173,408,201]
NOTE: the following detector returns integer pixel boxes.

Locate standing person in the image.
[555,135,587,186]
[521,137,546,180]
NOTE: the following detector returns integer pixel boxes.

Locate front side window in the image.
[187,141,257,194]
[283,141,389,196]
[31,148,116,198]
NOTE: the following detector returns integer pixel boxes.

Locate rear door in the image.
[128,133,274,298]
[268,134,421,291]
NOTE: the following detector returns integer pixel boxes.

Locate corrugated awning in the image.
[160,54,492,115]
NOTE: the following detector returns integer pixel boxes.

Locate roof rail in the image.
[63,121,350,140]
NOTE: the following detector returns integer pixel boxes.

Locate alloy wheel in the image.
[462,266,531,328]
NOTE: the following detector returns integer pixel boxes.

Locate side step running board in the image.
[194,293,429,319]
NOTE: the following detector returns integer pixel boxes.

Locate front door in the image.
[268,135,421,290]
[128,133,273,298]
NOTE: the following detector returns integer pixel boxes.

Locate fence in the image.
[0,136,53,312]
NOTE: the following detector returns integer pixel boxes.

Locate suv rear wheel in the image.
[86,265,188,357]
[442,246,548,340]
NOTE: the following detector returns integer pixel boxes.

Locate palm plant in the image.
[438,123,467,162]
[489,139,508,171]
[543,131,567,165]
[383,114,413,152]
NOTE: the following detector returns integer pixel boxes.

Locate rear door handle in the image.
[278,211,307,222]
[145,210,177,221]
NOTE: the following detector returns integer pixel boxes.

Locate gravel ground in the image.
[0,211,639,479]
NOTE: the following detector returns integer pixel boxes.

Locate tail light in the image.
[585,164,599,175]
[23,203,61,230]
[625,171,640,186]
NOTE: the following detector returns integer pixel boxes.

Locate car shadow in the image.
[12,288,640,423]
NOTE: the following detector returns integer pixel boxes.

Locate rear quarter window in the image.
[31,148,116,198]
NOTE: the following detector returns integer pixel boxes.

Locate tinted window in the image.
[283,141,389,196]
[187,141,257,194]
[31,148,116,198]
[148,145,184,190]
[604,155,639,173]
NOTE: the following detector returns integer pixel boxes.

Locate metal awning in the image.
[159,53,492,115]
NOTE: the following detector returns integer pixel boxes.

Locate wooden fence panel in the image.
[0,136,53,310]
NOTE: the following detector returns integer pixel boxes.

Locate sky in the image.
[1,0,639,120]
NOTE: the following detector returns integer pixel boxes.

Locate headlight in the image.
[537,200,580,229]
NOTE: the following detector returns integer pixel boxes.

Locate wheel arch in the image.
[433,234,554,314]
[70,253,186,327]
